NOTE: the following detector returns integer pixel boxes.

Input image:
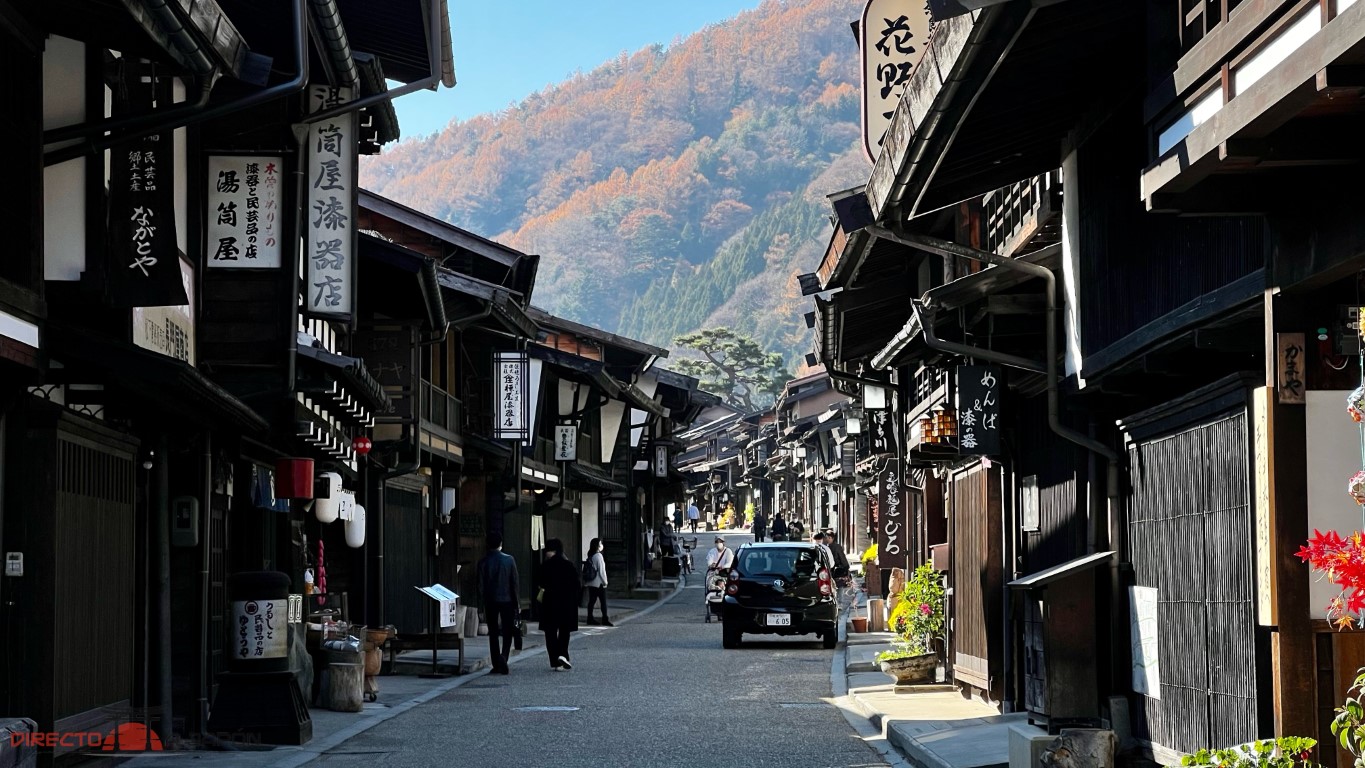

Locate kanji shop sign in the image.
[303,86,357,318]
[231,598,285,659]
[868,409,896,455]
[1275,333,1306,405]
[493,351,530,441]
[555,425,577,461]
[108,78,187,308]
[957,364,1002,456]
[876,457,908,562]
[859,0,931,163]
[132,258,196,364]
[655,444,669,478]
[205,155,283,268]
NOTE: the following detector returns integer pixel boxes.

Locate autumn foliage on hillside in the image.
[361,0,870,360]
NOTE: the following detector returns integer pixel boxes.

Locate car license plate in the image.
[765,613,791,627]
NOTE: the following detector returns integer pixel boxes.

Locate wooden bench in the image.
[382,632,465,675]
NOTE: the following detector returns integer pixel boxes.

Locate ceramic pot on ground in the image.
[879,652,937,685]
[850,616,869,633]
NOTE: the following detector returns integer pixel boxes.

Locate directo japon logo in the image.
[101,722,164,752]
[10,721,163,752]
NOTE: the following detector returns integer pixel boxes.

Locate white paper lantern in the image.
[345,504,366,548]
[314,472,342,523]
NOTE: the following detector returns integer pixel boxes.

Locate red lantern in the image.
[353,436,372,456]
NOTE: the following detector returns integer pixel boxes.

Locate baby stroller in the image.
[703,566,727,622]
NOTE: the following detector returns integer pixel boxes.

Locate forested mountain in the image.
[360,0,870,364]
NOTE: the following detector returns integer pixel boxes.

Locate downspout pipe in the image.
[866,228,1121,467]
[43,0,308,166]
[879,229,1125,710]
[301,0,445,126]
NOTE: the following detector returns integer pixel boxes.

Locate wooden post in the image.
[1266,290,1314,738]
[324,663,364,712]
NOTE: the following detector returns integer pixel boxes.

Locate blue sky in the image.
[392,0,764,138]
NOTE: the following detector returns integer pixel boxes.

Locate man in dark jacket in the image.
[539,539,582,670]
[826,530,851,579]
[752,509,767,543]
[477,533,520,675]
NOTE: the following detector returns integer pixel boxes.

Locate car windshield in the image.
[737,548,817,578]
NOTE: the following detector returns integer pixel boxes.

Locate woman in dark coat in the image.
[538,538,582,670]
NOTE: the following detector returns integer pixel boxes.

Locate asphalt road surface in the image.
[309,532,891,768]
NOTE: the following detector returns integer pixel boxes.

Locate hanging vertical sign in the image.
[555,425,577,461]
[957,364,1002,456]
[1275,333,1306,405]
[206,155,284,268]
[655,443,669,478]
[876,458,908,561]
[493,351,529,440]
[868,409,895,455]
[303,86,357,318]
[107,76,187,308]
[860,0,932,162]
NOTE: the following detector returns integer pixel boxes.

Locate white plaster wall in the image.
[580,493,599,556]
[600,399,626,463]
[43,36,86,281]
[1306,390,1364,619]
[1061,150,1085,384]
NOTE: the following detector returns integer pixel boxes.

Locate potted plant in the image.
[874,563,945,685]
[860,543,880,595]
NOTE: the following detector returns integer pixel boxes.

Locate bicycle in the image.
[679,537,698,584]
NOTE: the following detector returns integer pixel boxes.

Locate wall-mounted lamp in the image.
[846,417,862,435]
[533,487,545,495]
[862,385,887,410]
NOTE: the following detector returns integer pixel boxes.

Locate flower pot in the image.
[850,616,869,633]
[879,652,937,685]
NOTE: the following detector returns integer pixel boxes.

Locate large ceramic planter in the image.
[879,653,937,685]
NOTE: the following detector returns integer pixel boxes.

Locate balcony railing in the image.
[420,379,462,437]
[982,170,1062,257]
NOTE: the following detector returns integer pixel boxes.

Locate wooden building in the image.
[810,0,1365,762]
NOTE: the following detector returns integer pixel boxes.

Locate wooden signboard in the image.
[1275,333,1306,404]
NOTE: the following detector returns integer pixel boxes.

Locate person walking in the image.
[538,538,581,670]
[584,538,612,626]
[812,531,836,571]
[477,533,520,675]
[826,530,851,579]
[771,512,789,542]
[752,508,767,543]
[706,536,735,572]
[687,499,701,532]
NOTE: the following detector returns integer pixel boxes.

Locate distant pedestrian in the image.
[673,503,684,529]
[826,530,850,579]
[538,538,581,670]
[477,533,520,675]
[771,512,788,542]
[584,538,612,626]
[789,518,805,540]
[687,500,701,532]
[753,508,767,543]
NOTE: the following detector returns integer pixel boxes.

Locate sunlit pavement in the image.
[307,529,891,768]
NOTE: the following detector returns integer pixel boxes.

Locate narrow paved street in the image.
[309,533,889,768]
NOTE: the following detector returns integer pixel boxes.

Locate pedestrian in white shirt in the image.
[687,500,701,532]
[706,536,735,571]
[812,531,835,571]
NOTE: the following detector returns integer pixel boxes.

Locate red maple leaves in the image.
[1298,529,1365,628]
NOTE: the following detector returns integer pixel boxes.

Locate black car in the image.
[720,542,838,649]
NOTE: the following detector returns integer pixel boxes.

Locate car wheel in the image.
[821,629,838,649]
[722,620,742,649]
